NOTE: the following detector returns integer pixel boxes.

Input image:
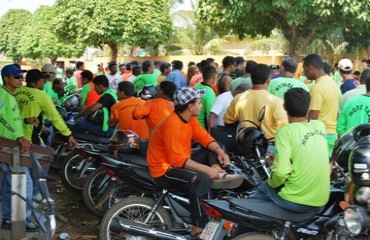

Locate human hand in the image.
[67,136,78,149]
[217,151,230,167]
[206,167,220,180]
[25,117,40,127]
[17,137,31,152]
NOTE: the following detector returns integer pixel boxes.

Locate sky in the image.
[0,0,193,18]
[0,0,56,17]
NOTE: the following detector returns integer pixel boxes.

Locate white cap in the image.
[338,59,353,71]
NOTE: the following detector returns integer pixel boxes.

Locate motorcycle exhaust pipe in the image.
[115,218,188,240]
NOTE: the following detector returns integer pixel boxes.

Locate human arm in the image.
[207,141,230,167]
[184,158,219,179]
[208,112,219,131]
[308,86,322,120]
[17,137,31,152]
[223,97,239,124]
[79,84,90,106]
[336,107,348,136]
[110,104,119,124]
[132,101,151,120]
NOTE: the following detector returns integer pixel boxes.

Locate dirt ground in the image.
[0,169,101,240]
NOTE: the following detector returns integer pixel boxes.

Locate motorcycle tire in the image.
[233,233,274,240]
[100,197,172,240]
[83,167,110,216]
[102,183,141,213]
[61,151,95,193]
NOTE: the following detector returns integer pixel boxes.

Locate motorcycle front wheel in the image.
[100,197,172,240]
[233,232,274,240]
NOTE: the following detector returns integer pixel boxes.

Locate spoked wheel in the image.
[83,167,111,216]
[233,232,275,240]
[103,183,141,212]
[61,151,96,193]
[100,197,172,240]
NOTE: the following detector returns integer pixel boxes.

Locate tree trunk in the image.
[108,42,118,62]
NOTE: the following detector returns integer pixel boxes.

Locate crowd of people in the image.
[1,54,370,236]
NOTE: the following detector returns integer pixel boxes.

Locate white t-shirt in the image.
[210,91,233,126]
[105,73,122,91]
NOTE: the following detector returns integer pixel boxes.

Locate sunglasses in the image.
[12,75,24,79]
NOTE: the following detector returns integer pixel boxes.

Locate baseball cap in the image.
[25,69,49,83]
[1,64,22,78]
[338,59,353,71]
[41,63,57,73]
[174,87,205,106]
[235,56,246,65]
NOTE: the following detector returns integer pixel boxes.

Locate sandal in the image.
[211,173,243,189]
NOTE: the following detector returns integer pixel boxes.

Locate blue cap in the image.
[1,64,22,78]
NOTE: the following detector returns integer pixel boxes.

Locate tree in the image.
[54,0,172,60]
[198,0,370,59]
[0,9,33,63]
[19,6,86,63]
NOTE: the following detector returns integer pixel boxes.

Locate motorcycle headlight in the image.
[343,206,369,235]
[355,187,370,207]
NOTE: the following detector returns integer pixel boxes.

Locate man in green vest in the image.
[74,75,118,137]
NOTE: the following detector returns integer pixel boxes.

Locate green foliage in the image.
[19,6,86,61]
[0,9,33,62]
[198,0,370,58]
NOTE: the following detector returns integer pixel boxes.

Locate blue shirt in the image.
[166,70,187,89]
[340,79,357,94]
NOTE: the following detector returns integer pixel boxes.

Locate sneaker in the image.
[26,221,39,232]
[1,219,11,229]
[211,173,244,189]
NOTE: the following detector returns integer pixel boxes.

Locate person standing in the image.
[64,68,78,95]
[215,56,236,95]
[304,54,341,156]
[74,61,85,88]
[0,64,38,231]
[105,61,122,91]
[234,56,246,78]
[166,60,187,89]
[41,63,57,99]
[338,58,357,94]
[133,60,158,94]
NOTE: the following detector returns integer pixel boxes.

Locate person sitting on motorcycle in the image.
[251,88,330,212]
[80,70,100,107]
[74,75,118,137]
[147,86,242,237]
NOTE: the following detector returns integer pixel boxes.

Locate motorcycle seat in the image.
[73,133,111,144]
[229,198,320,223]
[118,153,148,167]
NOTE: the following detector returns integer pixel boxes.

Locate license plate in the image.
[200,221,220,240]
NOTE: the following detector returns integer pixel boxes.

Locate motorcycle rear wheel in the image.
[233,232,274,240]
[100,197,172,240]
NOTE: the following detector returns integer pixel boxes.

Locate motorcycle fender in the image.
[94,181,120,209]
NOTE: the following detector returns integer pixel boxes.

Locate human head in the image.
[251,64,271,85]
[338,58,353,74]
[92,75,109,94]
[1,64,24,91]
[154,60,162,69]
[187,65,200,80]
[171,60,183,71]
[42,63,56,81]
[76,61,84,70]
[202,65,218,84]
[108,61,118,75]
[132,66,142,76]
[302,54,325,80]
[125,62,132,71]
[362,59,369,70]
[206,58,216,68]
[117,81,136,100]
[119,64,126,74]
[361,69,370,85]
[159,62,171,75]
[222,56,236,71]
[199,60,211,73]
[142,60,154,74]
[131,60,139,67]
[65,68,74,78]
[284,88,310,118]
[281,57,298,74]
[245,60,258,74]
[174,87,205,114]
[81,70,93,85]
[158,81,176,99]
[52,78,64,91]
[26,69,49,90]
[235,56,246,70]
[323,62,332,75]
[188,61,196,68]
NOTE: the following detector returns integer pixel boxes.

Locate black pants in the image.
[154,148,218,227]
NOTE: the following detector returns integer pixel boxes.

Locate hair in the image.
[142,60,152,73]
[52,78,63,88]
[340,69,352,75]
[199,60,211,73]
[171,60,183,70]
[323,62,332,75]
[245,60,258,73]
[92,75,109,88]
[125,62,132,71]
[108,61,117,70]
[154,60,162,68]
[361,69,370,85]
[160,62,171,73]
[187,65,199,80]
[76,61,84,70]
[174,98,197,113]
[206,58,215,64]
[132,66,142,76]
[131,60,139,66]
[303,54,324,69]
[65,68,74,75]
[251,64,271,85]
[222,56,235,68]
[281,57,298,73]
[78,70,92,82]
[362,59,368,63]
[159,81,176,99]
[117,81,135,97]
[202,66,218,81]
[188,61,196,68]
[354,71,361,76]
[284,88,310,118]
